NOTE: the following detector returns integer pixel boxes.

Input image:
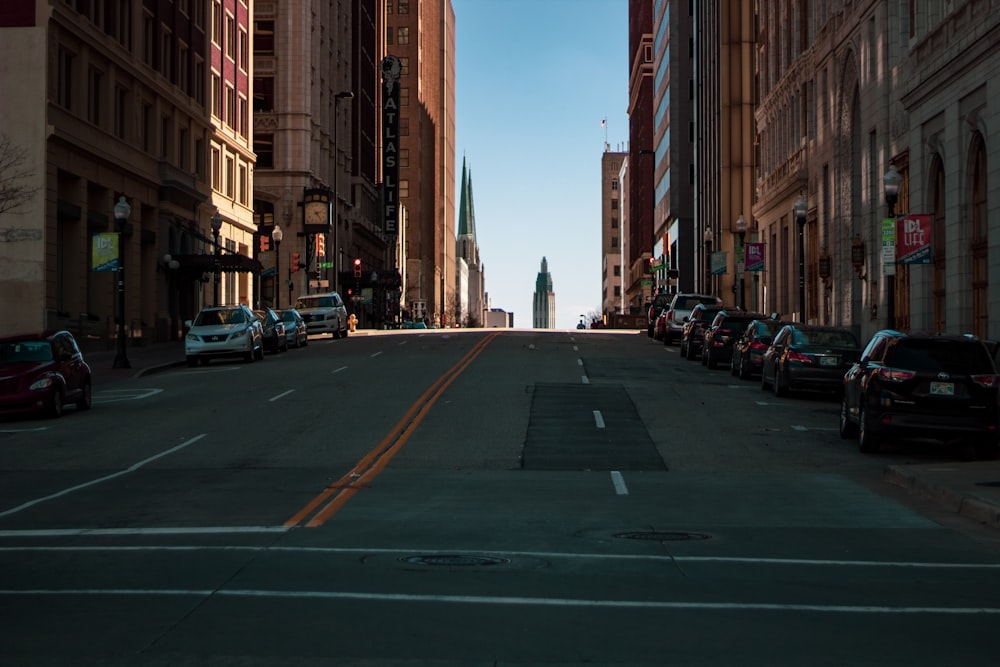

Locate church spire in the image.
[457,156,477,240]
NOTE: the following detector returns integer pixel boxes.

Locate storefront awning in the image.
[171,254,263,274]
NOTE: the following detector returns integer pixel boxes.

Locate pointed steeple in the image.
[457,156,477,240]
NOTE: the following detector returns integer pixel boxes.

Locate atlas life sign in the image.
[381,56,401,236]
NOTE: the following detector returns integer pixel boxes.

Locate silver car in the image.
[294,292,349,338]
[184,305,264,366]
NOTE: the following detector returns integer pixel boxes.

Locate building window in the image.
[400,86,410,107]
[614,286,621,297]
[399,148,409,167]
[178,127,189,171]
[399,56,410,75]
[142,101,153,152]
[398,0,409,13]
[386,0,393,14]
[253,76,274,112]
[57,48,74,110]
[226,14,236,60]
[254,20,274,56]
[611,217,618,228]
[195,137,205,178]
[613,265,621,276]
[212,1,222,45]
[386,25,393,45]
[612,178,618,190]
[238,97,248,137]
[113,84,126,139]
[255,133,273,168]
[397,27,409,45]
[87,66,102,126]
[399,179,409,198]
[194,58,205,105]
[238,163,248,205]
[117,0,131,48]
[226,84,235,127]
[211,72,221,117]
[611,236,618,248]
[225,155,235,198]
[211,146,221,190]
[193,0,204,29]
[161,26,172,82]
[160,115,171,159]
[239,29,248,71]
[611,199,618,210]
[178,42,189,93]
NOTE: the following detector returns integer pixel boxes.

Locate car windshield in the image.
[888,340,994,373]
[281,311,297,322]
[194,309,244,326]
[0,341,53,362]
[791,329,858,347]
[678,296,718,310]
[297,297,336,308]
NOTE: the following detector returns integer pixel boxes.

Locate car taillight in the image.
[750,341,768,351]
[970,374,1000,389]
[876,367,916,382]
[786,349,812,363]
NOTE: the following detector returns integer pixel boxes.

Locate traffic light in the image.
[315,234,326,259]
[353,257,362,278]
[259,235,270,252]
[290,252,302,272]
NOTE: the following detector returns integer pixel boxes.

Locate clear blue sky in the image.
[453,0,629,329]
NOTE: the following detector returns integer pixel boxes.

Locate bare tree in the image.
[0,134,38,216]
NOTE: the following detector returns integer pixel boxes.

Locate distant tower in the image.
[533,257,556,329]
[456,157,485,326]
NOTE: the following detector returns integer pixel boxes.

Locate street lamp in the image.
[271,224,283,308]
[884,164,901,330]
[735,214,747,309]
[703,226,714,293]
[333,90,354,294]
[793,193,808,322]
[210,211,223,305]
[112,195,131,369]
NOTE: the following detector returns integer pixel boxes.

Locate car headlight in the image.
[186,333,199,342]
[29,376,55,391]
[231,327,248,340]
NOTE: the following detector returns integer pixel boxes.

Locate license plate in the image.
[820,356,839,367]
[930,381,955,396]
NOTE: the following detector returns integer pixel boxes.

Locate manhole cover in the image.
[400,554,510,566]
[614,531,711,541]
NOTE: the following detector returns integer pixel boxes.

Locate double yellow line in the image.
[285,332,499,528]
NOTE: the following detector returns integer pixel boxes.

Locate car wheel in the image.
[244,349,255,362]
[647,325,654,338]
[187,356,198,368]
[739,356,751,380]
[76,379,92,411]
[706,350,717,370]
[773,367,787,397]
[729,356,738,376]
[858,404,881,453]
[47,390,64,418]
[839,397,858,439]
[760,366,771,390]
[281,338,289,352]
[686,342,697,361]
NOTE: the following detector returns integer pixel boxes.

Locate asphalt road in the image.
[2,330,1000,666]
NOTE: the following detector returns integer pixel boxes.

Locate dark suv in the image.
[679,304,730,360]
[840,331,1000,458]
[701,311,765,369]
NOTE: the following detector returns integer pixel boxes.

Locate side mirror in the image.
[184,320,192,328]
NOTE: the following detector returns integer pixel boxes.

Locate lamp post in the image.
[735,214,747,309]
[112,195,131,368]
[333,90,354,294]
[883,164,901,330]
[703,226,714,294]
[210,211,223,305]
[793,193,808,322]
[271,224,283,309]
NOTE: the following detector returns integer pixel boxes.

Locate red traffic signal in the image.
[353,257,362,278]
[290,252,302,272]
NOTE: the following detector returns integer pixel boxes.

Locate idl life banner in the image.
[745,242,765,272]
[92,233,119,272]
[896,214,932,265]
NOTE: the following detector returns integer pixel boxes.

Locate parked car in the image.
[731,318,787,379]
[0,330,92,418]
[647,291,673,339]
[679,304,729,360]
[254,308,288,353]
[295,292,349,338]
[185,304,264,366]
[701,311,765,369]
[840,331,1000,458]
[760,324,861,396]
[278,308,308,348]
[662,293,723,345]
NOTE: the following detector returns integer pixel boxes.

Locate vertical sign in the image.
[896,214,932,265]
[882,218,896,276]
[381,56,401,236]
[92,233,119,272]
[745,242,765,272]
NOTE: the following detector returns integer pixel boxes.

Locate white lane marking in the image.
[581,376,590,384]
[331,366,348,374]
[0,527,288,539]
[398,341,408,346]
[268,389,295,402]
[610,471,628,495]
[94,388,164,404]
[3,544,999,571]
[370,351,383,358]
[4,588,1000,614]
[0,427,48,433]
[180,367,241,375]
[593,410,605,429]
[577,358,584,366]
[0,434,207,518]
[755,401,771,405]
[573,346,579,351]
[791,425,838,432]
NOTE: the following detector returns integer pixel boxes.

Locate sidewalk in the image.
[78,339,1000,532]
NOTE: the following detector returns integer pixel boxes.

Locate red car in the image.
[0,330,92,418]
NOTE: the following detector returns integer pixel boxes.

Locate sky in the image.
[453,0,629,329]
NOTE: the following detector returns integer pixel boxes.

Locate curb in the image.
[135,360,188,379]
[884,465,1000,530]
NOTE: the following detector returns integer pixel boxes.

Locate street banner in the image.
[711,250,728,275]
[897,214,932,265]
[91,233,118,272]
[882,218,896,276]
[745,242,765,272]
[260,249,276,277]
[381,55,401,236]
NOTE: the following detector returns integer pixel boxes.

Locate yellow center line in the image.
[284,332,498,528]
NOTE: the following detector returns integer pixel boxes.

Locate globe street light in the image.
[793,193,808,322]
[271,224,283,309]
[884,164,901,330]
[735,214,747,310]
[210,211,223,305]
[112,195,131,369]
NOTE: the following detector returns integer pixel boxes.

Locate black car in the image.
[646,291,673,339]
[840,331,1000,458]
[731,318,787,379]
[701,311,765,369]
[254,308,288,353]
[278,308,309,348]
[760,324,860,396]
[679,304,729,360]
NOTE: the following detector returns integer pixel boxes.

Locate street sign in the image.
[309,279,329,289]
[640,279,652,286]
[318,262,333,269]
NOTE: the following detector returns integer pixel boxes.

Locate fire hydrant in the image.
[348,313,358,333]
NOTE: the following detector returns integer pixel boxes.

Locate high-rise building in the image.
[601,149,627,319]
[456,157,485,326]
[533,257,556,329]
[389,0,456,328]
[626,0,654,312]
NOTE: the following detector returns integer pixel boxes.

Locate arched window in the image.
[931,156,946,333]
[970,135,988,338]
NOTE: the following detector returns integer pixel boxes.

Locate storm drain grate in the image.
[400,554,511,566]
[614,531,711,542]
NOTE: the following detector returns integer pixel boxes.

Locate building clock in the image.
[304,200,328,227]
